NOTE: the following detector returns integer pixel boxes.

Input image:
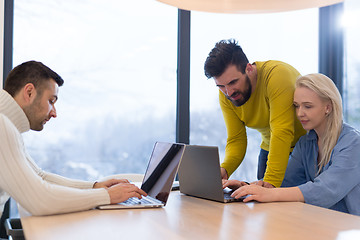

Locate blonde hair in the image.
[295,73,343,173]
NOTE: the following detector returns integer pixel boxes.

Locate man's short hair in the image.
[4,61,64,97]
[204,39,249,79]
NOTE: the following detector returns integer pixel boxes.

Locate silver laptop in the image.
[178,145,245,203]
[98,142,185,209]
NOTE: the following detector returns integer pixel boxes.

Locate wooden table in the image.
[20,191,360,240]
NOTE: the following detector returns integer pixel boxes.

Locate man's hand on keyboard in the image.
[107,183,148,204]
[93,178,130,189]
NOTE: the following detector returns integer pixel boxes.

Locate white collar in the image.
[0,89,30,133]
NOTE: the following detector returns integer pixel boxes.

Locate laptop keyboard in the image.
[223,187,236,200]
[224,192,235,200]
[122,196,157,205]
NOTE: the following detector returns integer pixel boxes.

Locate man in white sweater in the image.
[0,61,146,218]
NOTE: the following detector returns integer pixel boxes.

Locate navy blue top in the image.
[282,123,360,215]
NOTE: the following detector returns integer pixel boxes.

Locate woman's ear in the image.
[325,102,332,115]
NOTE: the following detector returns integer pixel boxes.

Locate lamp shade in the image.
[156,0,344,14]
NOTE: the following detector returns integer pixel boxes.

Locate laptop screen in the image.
[141,142,184,205]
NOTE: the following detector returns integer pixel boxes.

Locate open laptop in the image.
[178,144,245,203]
[98,142,185,209]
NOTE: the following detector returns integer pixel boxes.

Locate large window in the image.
[344,0,360,130]
[14,1,339,184]
[190,9,319,181]
[14,0,177,181]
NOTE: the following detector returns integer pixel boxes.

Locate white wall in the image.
[0,0,4,88]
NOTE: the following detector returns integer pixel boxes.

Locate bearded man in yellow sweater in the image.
[204,39,306,188]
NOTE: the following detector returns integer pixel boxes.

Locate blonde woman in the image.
[223,73,360,215]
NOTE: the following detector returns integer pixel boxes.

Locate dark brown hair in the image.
[4,61,64,97]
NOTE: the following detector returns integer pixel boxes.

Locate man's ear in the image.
[245,63,252,73]
[23,83,37,103]
[245,63,256,76]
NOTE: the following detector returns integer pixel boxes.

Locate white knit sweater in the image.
[0,90,110,216]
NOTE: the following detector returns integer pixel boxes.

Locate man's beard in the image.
[226,75,252,107]
[23,94,46,131]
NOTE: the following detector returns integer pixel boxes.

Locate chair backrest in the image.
[0,199,10,239]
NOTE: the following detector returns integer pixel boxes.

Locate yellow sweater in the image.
[220,60,306,187]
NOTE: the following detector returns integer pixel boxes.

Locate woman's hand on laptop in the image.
[231,185,304,203]
[222,179,250,190]
[93,179,130,189]
[231,184,273,202]
[107,183,148,204]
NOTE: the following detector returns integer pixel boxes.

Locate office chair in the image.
[1,199,24,240]
[0,199,10,239]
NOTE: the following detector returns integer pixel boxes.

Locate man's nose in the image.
[50,106,57,118]
[225,86,234,97]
